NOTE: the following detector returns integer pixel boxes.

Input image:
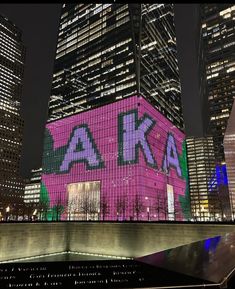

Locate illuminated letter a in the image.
[162,133,182,177]
[60,125,104,172]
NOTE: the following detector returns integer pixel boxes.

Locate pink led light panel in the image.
[41,95,188,221]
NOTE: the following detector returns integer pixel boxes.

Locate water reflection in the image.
[137,232,235,283]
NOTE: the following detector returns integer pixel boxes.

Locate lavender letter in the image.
[60,125,103,172]
[162,133,182,177]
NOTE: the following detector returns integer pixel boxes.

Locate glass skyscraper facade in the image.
[186,136,224,221]
[183,4,235,221]
[48,4,184,130]
[24,168,42,204]
[0,14,25,219]
[201,4,235,164]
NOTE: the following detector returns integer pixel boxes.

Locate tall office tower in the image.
[48,4,184,130]
[201,4,235,164]
[186,137,221,221]
[24,168,42,205]
[224,99,235,220]
[24,168,42,220]
[0,15,26,219]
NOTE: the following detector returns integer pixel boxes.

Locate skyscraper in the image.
[198,4,235,220]
[24,168,42,205]
[41,4,189,221]
[23,168,42,220]
[0,14,26,219]
[186,136,221,221]
[201,4,235,164]
[48,4,184,130]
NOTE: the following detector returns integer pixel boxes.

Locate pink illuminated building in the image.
[41,95,189,221]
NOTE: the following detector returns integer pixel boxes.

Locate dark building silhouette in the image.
[174,4,207,137]
[0,14,26,219]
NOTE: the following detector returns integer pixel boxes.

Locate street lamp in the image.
[145,197,150,221]
[32,209,37,221]
[147,206,150,221]
[6,206,10,221]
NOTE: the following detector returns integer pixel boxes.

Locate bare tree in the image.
[155,193,161,220]
[74,196,81,220]
[79,194,91,221]
[89,199,99,220]
[11,203,20,221]
[53,196,64,221]
[116,196,127,221]
[100,196,109,221]
[67,198,76,220]
[162,195,168,220]
[173,201,187,221]
[154,192,168,221]
[66,196,81,220]
[22,203,35,221]
[133,195,144,221]
[40,200,50,221]
[37,200,44,221]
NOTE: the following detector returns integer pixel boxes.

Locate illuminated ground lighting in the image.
[0,251,132,263]
[67,251,132,260]
[0,252,67,263]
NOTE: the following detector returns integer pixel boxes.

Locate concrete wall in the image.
[0,223,67,262]
[1,222,235,261]
[68,222,235,257]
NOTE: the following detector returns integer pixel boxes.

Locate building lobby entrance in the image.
[67,181,100,220]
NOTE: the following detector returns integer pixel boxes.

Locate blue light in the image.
[204,236,221,252]
[208,164,228,192]
[221,164,228,185]
[208,173,217,192]
[216,165,221,186]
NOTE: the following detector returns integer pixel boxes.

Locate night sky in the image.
[0,4,202,178]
